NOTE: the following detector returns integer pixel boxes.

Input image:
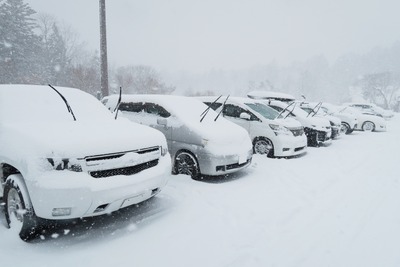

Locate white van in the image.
[103,95,253,179]
[199,96,307,157]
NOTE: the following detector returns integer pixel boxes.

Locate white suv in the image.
[0,85,171,240]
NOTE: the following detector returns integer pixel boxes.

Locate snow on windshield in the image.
[245,102,279,120]
[0,85,113,123]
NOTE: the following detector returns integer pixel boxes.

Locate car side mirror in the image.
[157,118,168,126]
[239,112,251,120]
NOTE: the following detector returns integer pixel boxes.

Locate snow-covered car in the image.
[343,102,394,120]
[265,100,332,147]
[338,106,387,132]
[198,96,307,157]
[0,85,171,240]
[102,95,253,179]
[298,102,342,139]
[319,103,358,134]
[246,91,333,145]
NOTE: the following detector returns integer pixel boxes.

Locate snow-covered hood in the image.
[2,120,167,158]
[320,114,341,126]
[300,116,331,131]
[274,117,302,129]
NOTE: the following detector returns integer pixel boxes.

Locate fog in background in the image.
[25,0,400,103]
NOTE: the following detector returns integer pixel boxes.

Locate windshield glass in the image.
[245,103,279,120]
[0,85,113,123]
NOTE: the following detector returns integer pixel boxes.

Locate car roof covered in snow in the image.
[247,90,296,102]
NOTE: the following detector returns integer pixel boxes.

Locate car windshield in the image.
[245,103,279,120]
[0,85,113,123]
[301,106,326,116]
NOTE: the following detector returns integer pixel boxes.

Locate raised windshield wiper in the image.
[48,84,76,121]
[214,95,229,121]
[200,95,222,122]
[277,101,295,118]
[307,102,322,117]
[114,87,122,120]
[284,102,296,119]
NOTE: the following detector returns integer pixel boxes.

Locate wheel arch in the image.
[4,173,32,210]
[252,136,275,157]
[362,121,375,131]
[1,163,22,198]
[172,149,200,174]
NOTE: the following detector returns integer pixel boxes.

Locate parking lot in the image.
[0,115,398,267]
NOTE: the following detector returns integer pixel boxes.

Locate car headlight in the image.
[47,158,82,172]
[161,146,168,156]
[269,124,292,136]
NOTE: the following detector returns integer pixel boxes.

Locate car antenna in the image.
[200,95,222,122]
[114,87,122,120]
[48,84,76,121]
[214,95,230,121]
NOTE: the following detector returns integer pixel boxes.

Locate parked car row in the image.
[0,85,391,241]
[248,90,389,133]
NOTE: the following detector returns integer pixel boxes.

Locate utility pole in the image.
[99,0,109,97]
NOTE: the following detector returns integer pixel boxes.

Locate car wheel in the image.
[340,122,351,134]
[4,175,39,241]
[362,121,375,132]
[174,151,200,179]
[253,138,274,157]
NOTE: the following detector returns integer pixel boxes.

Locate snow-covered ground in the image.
[1,116,399,267]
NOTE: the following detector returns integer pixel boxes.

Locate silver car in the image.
[103,95,253,179]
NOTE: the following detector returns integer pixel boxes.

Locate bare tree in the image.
[359,72,400,109]
[114,65,175,94]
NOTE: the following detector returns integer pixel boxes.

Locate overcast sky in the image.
[26,0,400,72]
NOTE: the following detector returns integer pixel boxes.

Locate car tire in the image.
[174,151,200,179]
[362,121,375,132]
[340,122,351,134]
[4,175,40,241]
[253,138,274,157]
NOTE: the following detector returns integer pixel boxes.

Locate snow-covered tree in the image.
[359,72,400,109]
[0,0,41,83]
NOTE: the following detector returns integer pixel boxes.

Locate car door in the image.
[142,102,173,142]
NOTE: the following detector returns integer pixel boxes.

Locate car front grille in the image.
[317,131,329,142]
[90,159,159,178]
[84,147,161,178]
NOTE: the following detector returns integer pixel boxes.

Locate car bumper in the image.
[305,128,331,147]
[273,135,308,157]
[27,156,171,220]
[196,149,253,176]
[331,126,341,139]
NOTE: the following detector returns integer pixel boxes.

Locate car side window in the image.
[204,102,223,111]
[143,103,171,118]
[223,104,258,121]
[118,102,144,113]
